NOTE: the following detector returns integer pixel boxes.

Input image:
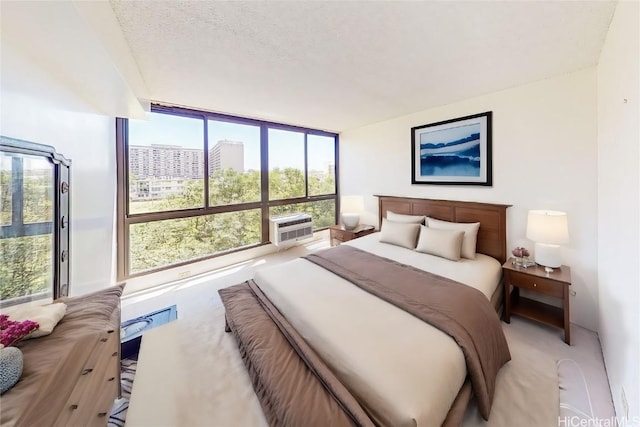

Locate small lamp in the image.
[341,195,364,229]
[526,210,569,272]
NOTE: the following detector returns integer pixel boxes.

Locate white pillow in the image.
[3,302,67,339]
[386,211,426,224]
[379,219,421,249]
[426,217,480,259]
[415,226,464,261]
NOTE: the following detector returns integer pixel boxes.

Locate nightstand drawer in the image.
[508,270,563,298]
[329,225,375,246]
[331,229,351,242]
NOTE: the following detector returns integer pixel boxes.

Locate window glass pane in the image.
[270,199,336,229]
[1,154,12,225]
[128,113,205,214]
[268,129,305,200]
[129,209,262,273]
[0,234,53,303]
[1,152,54,304]
[208,121,261,206]
[307,135,336,196]
[22,156,53,224]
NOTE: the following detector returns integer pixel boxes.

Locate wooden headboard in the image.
[376,195,511,264]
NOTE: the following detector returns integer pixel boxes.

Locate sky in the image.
[129,112,335,171]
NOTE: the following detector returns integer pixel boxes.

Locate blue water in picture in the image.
[421,158,480,177]
[420,123,481,177]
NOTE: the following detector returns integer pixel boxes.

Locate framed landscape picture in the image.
[411,111,492,185]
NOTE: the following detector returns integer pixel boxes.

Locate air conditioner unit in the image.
[269,213,313,246]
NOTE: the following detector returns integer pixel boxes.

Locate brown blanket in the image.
[219,282,375,427]
[304,245,511,420]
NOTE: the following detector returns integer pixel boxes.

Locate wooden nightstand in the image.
[329,224,375,246]
[503,258,572,344]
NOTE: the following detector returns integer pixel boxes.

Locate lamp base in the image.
[342,213,360,229]
[534,242,562,268]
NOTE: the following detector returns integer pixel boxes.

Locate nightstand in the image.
[503,258,572,344]
[329,224,375,246]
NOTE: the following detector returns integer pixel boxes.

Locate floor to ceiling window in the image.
[116,105,338,279]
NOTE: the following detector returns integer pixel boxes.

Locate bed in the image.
[219,196,511,427]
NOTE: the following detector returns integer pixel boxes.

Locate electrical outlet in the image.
[178,271,191,279]
[621,387,629,419]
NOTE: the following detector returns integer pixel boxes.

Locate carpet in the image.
[107,356,138,427]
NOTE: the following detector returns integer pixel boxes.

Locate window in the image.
[307,134,336,197]
[117,105,338,279]
[1,137,70,306]
[129,209,262,273]
[128,113,204,214]
[208,120,261,206]
[269,129,305,200]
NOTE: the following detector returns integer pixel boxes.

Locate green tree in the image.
[1,170,11,225]
[0,236,52,300]
[308,170,335,196]
[269,167,305,200]
[128,167,336,273]
[209,169,260,205]
[1,166,53,301]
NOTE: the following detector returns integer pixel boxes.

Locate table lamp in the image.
[341,195,364,229]
[526,210,569,272]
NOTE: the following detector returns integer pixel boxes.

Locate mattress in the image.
[252,236,504,426]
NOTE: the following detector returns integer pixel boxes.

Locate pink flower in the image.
[512,247,530,258]
[0,314,39,347]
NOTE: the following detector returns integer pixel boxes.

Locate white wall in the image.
[1,44,117,297]
[340,68,599,330]
[0,0,153,296]
[597,1,640,421]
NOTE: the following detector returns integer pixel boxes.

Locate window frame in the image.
[0,136,71,305]
[116,104,339,280]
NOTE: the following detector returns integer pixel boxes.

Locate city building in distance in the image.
[209,140,244,174]
[129,141,244,200]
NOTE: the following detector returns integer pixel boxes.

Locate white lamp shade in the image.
[526,210,569,245]
[340,196,364,229]
[526,210,569,268]
[340,196,364,214]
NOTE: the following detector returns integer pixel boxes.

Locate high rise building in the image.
[129,144,204,179]
[208,140,244,175]
[130,142,245,179]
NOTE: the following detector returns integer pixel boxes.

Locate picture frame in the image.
[411,111,492,185]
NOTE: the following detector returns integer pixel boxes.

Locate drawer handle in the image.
[108,377,115,382]
[70,404,79,410]
[98,412,108,417]
[100,338,108,342]
[107,329,115,334]
[112,351,118,357]
[82,368,93,375]
[533,283,537,287]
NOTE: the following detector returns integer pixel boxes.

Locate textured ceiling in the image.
[109,1,616,132]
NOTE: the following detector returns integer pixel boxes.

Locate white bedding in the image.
[253,234,503,427]
[345,232,502,300]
